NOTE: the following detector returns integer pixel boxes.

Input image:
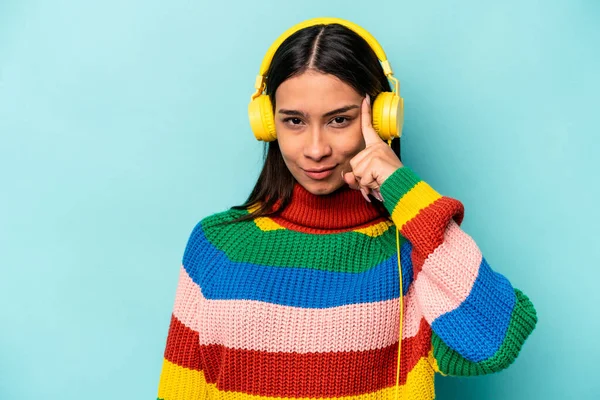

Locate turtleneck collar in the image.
[268,182,390,233]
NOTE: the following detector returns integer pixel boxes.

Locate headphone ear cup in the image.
[371,92,404,141]
[248,95,277,141]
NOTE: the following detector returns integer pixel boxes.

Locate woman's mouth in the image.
[303,166,337,180]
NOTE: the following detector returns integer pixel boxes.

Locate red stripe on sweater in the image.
[163,314,200,370]
[165,316,432,397]
[270,215,392,234]
[402,196,464,277]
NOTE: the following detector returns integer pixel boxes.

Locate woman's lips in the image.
[303,167,336,180]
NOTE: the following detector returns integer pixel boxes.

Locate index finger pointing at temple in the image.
[361,94,381,146]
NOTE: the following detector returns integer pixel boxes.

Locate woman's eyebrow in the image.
[322,105,359,118]
[278,104,360,118]
[278,109,308,118]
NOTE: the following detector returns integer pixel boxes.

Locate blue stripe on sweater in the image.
[182,224,413,308]
[430,256,516,362]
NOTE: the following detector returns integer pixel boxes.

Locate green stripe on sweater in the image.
[379,166,422,215]
[200,209,405,272]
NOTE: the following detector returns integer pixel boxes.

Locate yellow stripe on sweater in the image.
[157,358,208,400]
[253,215,393,237]
[390,181,442,229]
[158,350,436,400]
[353,220,394,237]
[246,203,285,231]
[254,216,285,231]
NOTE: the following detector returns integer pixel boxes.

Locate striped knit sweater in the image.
[156,166,538,400]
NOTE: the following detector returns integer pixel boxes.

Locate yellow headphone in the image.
[248,17,404,143]
[249,18,406,398]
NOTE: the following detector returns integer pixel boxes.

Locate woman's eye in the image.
[331,116,351,126]
[284,118,303,127]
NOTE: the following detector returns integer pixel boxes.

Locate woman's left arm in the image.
[346,96,538,375]
[380,166,538,376]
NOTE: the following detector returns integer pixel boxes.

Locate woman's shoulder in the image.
[187,206,251,240]
[183,208,254,266]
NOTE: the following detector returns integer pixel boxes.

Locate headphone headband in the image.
[253,17,394,95]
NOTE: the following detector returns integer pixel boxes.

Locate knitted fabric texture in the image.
[156,166,538,400]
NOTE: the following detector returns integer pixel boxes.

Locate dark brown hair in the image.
[227,23,402,224]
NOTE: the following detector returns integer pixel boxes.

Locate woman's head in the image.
[231,23,401,219]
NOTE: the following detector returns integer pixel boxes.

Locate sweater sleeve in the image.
[157,222,208,399]
[379,166,538,376]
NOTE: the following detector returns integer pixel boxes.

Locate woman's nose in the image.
[303,127,332,161]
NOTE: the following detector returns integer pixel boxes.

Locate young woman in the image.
[156,17,538,400]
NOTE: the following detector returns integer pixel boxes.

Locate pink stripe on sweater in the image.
[196,283,424,353]
[414,219,482,323]
[172,265,200,332]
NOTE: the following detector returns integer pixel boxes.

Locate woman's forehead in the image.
[275,71,361,112]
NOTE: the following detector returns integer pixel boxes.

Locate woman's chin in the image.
[297,178,345,196]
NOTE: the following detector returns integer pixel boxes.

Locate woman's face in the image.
[274,70,367,195]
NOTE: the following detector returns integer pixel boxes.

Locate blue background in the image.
[1,0,598,399]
